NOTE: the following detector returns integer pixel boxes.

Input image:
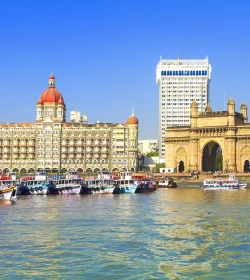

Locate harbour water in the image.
[1,188,250,279]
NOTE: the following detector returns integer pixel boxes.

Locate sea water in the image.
[1,188,250,279]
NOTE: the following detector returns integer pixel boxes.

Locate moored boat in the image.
[0,185,17,200]
[157,177,177,188]
[201,174,247,190]
[134,181,157,193]
[53,171,82,194]
[81,171,115,194]
[18,172,48,195]
[112,171,137,194]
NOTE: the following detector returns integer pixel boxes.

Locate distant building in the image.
[138,139,158,155]
[70,111,81,122]
[156,57,212,159]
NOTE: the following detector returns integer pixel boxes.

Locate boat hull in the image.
[0,187,17,200]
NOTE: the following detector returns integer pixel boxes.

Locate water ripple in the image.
[1,188,250,279]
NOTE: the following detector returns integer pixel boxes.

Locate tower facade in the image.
[156,57,212,159]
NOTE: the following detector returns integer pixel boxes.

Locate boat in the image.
[17,172,48,195]
[52,171,82,194]
[112,171,137,194]
[0,172,18,200]
[200,174,247,190]
[134,181,157,193]
[0,185,17,200]
[156,177,177,188]
[80,171,115,194]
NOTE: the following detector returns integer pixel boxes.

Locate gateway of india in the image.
[165,97,250,173]
[0,75,139,174]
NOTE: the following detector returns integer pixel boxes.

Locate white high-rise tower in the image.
[156,57,212,159]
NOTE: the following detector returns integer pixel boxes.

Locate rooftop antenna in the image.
[132,107,134,116]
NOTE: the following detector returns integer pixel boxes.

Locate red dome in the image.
[127,115,138,125]
[39,87,65,104]
[49,74,55,79]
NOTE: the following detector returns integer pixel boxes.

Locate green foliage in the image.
[155,163,165,173]
[215,153,223,171]
[146,151,159,157]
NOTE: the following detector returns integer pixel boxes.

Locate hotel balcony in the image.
[86,153,92,159]
[61,153,67,159]
[77,141,83,146]
[3,147,10,153]
[87,141,93,145]
[94,148,100,152]
[62,147,67,153]
[62,141,67,146]
[13,140,19,146]
[69,154,75,159]
[20,147,27,153]
[77,153,83,159]
[101,148,108,153]
[94,153,100,159]
[101,154,108,159]
[20,141,27,147]
[3,141,10,146]
[28,147,34,153]
[77,147,83,152]
[69,148,76,153]
[20,154,27,159]
[28,154,35,159]
[69,141,75,146]
[128,148,138,152]
[13,154,19,159]
[86,148,92,152]
[94,141,100,145]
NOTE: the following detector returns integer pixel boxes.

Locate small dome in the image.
[127,115,138,125]
[58,97,64,105]
[228,97,235,105]
[240,101,247,109]
[37,75,65,105]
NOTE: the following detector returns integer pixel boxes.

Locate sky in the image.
[0,0,250,139]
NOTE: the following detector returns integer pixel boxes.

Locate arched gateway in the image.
[165,98,250,173]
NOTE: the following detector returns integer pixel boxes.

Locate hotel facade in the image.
[156,57,212,159]
[0,75,139,174]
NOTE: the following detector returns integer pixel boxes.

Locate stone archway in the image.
[176,147,186,172]
[179,161,184,172]
[244,160,250,172]
[202,141,222,172]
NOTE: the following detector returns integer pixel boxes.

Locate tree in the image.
[146,151,159,157]
[155,163,165,173]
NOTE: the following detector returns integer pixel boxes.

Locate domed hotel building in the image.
[0,75,139,174]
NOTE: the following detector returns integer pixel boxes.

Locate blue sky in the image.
[0,0,249,139]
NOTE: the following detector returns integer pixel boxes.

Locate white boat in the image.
[201,174,247,190]
[82,171,115,194]
[0,172,18,200]
[18,172,48,195]
[113,171,137,194]
[52,171,82,194]
[0,185,17,200]
[157,177,177,188]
